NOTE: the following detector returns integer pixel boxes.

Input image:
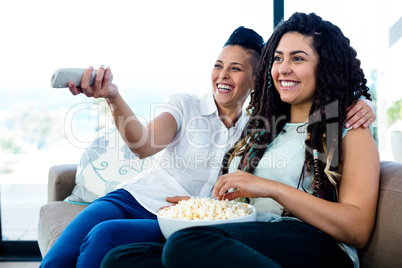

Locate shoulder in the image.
[160,93,203,126]
[162,93,199,111]
[343,127,375,144]
[342,127,378,162]
[342,126,374,141]
[342,126,376,143]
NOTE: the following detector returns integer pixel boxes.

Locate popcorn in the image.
[158,197,252,220]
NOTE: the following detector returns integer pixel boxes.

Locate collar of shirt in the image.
[199,91,249,129]
[199,91,217,116]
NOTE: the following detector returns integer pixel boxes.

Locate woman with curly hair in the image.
[101,12,379,268]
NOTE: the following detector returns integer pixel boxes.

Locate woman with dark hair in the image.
[101,13,379,268]
[40,26,266,268]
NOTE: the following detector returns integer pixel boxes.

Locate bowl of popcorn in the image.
[157,197,256,239]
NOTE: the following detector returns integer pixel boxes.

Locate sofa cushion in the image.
[65,126,155,204]
[38,201,87,257]
[358,161,402,268]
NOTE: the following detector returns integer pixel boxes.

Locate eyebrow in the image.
[216,60,245,67]
[275,50,309,56]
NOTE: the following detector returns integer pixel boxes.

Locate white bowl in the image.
[157,205,256,239]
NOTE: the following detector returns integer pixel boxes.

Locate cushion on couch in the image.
[65,126,155,204]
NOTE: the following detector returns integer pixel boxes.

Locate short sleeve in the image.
[159,94,186,131]
[342,126,353,138]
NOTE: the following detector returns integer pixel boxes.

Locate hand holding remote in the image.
[51,68,113,88]
[52,66,117,99]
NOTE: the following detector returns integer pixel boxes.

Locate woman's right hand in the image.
[68,66,118,99]
[212,170,272,201]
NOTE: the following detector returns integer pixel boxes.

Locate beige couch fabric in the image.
[38,201,86,257]
[38,162,402,267]
[358,161,402,268]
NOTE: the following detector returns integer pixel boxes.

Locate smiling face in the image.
[211,45,255,115]
[272,32,319,113]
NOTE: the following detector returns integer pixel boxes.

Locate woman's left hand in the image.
[212,170,269,201]
[345,99,376,129]
[165,196,191,205]
[157,196,191,212]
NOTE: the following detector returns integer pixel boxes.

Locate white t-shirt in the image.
[119,92,249,214]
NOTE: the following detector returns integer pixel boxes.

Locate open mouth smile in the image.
[217,83,234,92]
[280,80,299,88]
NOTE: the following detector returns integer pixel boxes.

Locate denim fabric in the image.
[40,189,164,268]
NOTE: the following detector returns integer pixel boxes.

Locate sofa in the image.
[38,161,402,267]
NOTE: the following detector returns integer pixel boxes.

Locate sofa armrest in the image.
[48,164,78,202]
[358,161,402,268]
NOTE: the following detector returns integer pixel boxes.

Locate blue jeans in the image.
[40,189,165,268]
[101,220,354,268]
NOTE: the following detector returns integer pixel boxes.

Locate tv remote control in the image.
[51,68,113,88]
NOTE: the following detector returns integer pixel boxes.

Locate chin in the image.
[279,96,293,104]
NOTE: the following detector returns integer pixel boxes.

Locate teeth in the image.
[281,81,298,87]
[217,84,233,91]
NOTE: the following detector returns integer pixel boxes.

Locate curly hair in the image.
[222,12,371,205]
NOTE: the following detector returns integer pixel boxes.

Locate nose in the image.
[278,62,291,75]
[219,69,229,79]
